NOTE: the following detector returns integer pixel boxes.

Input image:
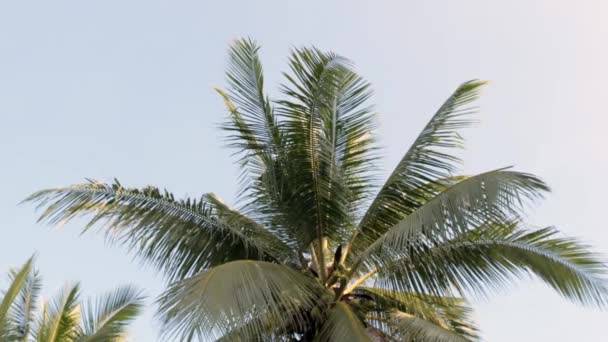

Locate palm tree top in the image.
[25,38,608,341]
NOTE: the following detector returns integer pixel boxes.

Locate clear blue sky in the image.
[1,1,607,340]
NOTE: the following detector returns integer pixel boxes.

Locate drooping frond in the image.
[8,263,42,342]
[376,222,608,307]
[357,287,479,341]
[314,302,370,342]
[387,311,471,342]
[356,169,549,269]
[157,260,327,341]
[352,81,487,254]
[77,285,145,342]
[25,180,297,282]
[0,257,34,340]
[35,285,80,342]
[203,193,297,264]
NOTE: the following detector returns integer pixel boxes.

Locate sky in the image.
[1,0,607,340]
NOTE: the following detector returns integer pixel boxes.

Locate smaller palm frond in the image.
[77,285,145,342]
[8,262,43,342]
[35,284,81,342]
[157,260,328,341]
[376,222,608,306]
[357,287,479,341]
[386,311,472,342]
[25,180,297,282]
[0,257,35,340]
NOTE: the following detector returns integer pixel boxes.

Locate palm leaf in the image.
[352,81,487,255]
[386,311,472,342]
[9,264,42,342]
[25,180,297,281]
[355,169,549,269]
[35,284,80,342]
[377,222,608,306]
[271,47,377,279]
[357,287,479,340]
[157,260,327,341]
[0,257,34,340]
[77,285,145,342]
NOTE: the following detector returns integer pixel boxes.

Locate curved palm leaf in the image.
[355,169,549,270]
[157,260,327,341]
[0,257,34,340]
[356,287,479,341]
[77,285,145,342]
[9,263,42,342]
[25,180,297,281]
[352,80,486,255]
[376,223,608,306]
[35,285,80,342]
[387,311,471,342]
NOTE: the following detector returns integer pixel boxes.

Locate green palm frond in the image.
[204,193,297,264]
[356,287,479,341]
[376,222,608,306]
[35,285,81,342]
[220,38,280,156]
[352,81,486,255]
[386,310,472,342]
[0,257,34,340]
[314,302,370,342]
[9,263,42,342]
[157,260,328,341]
[77,285,145,342]
[25,180,297,281]
[355,169,549,269]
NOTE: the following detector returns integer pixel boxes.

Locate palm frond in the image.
[278,46,377,241]
[204,193,297,264]
[314,302,370,342]
[0,257,34,340]
[220,38,280,156]
[8,263,42,342]
[25,180,297,281]
[355,169,549,268]
[377,222,608,307]
[357,287,479,340]
[77,285,145,342]
[35,284,80,342]
[352,81,487,254]
[216,38,283,205]
[157,260,327,341]
[386,311,472,342]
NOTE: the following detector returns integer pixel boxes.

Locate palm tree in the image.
[0,257,144,342]
[26,39,608,341]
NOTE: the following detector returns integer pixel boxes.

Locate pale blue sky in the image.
[1,1,607,341]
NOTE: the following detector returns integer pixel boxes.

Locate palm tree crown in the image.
[26,38,608,341]
[0,257,144,342]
